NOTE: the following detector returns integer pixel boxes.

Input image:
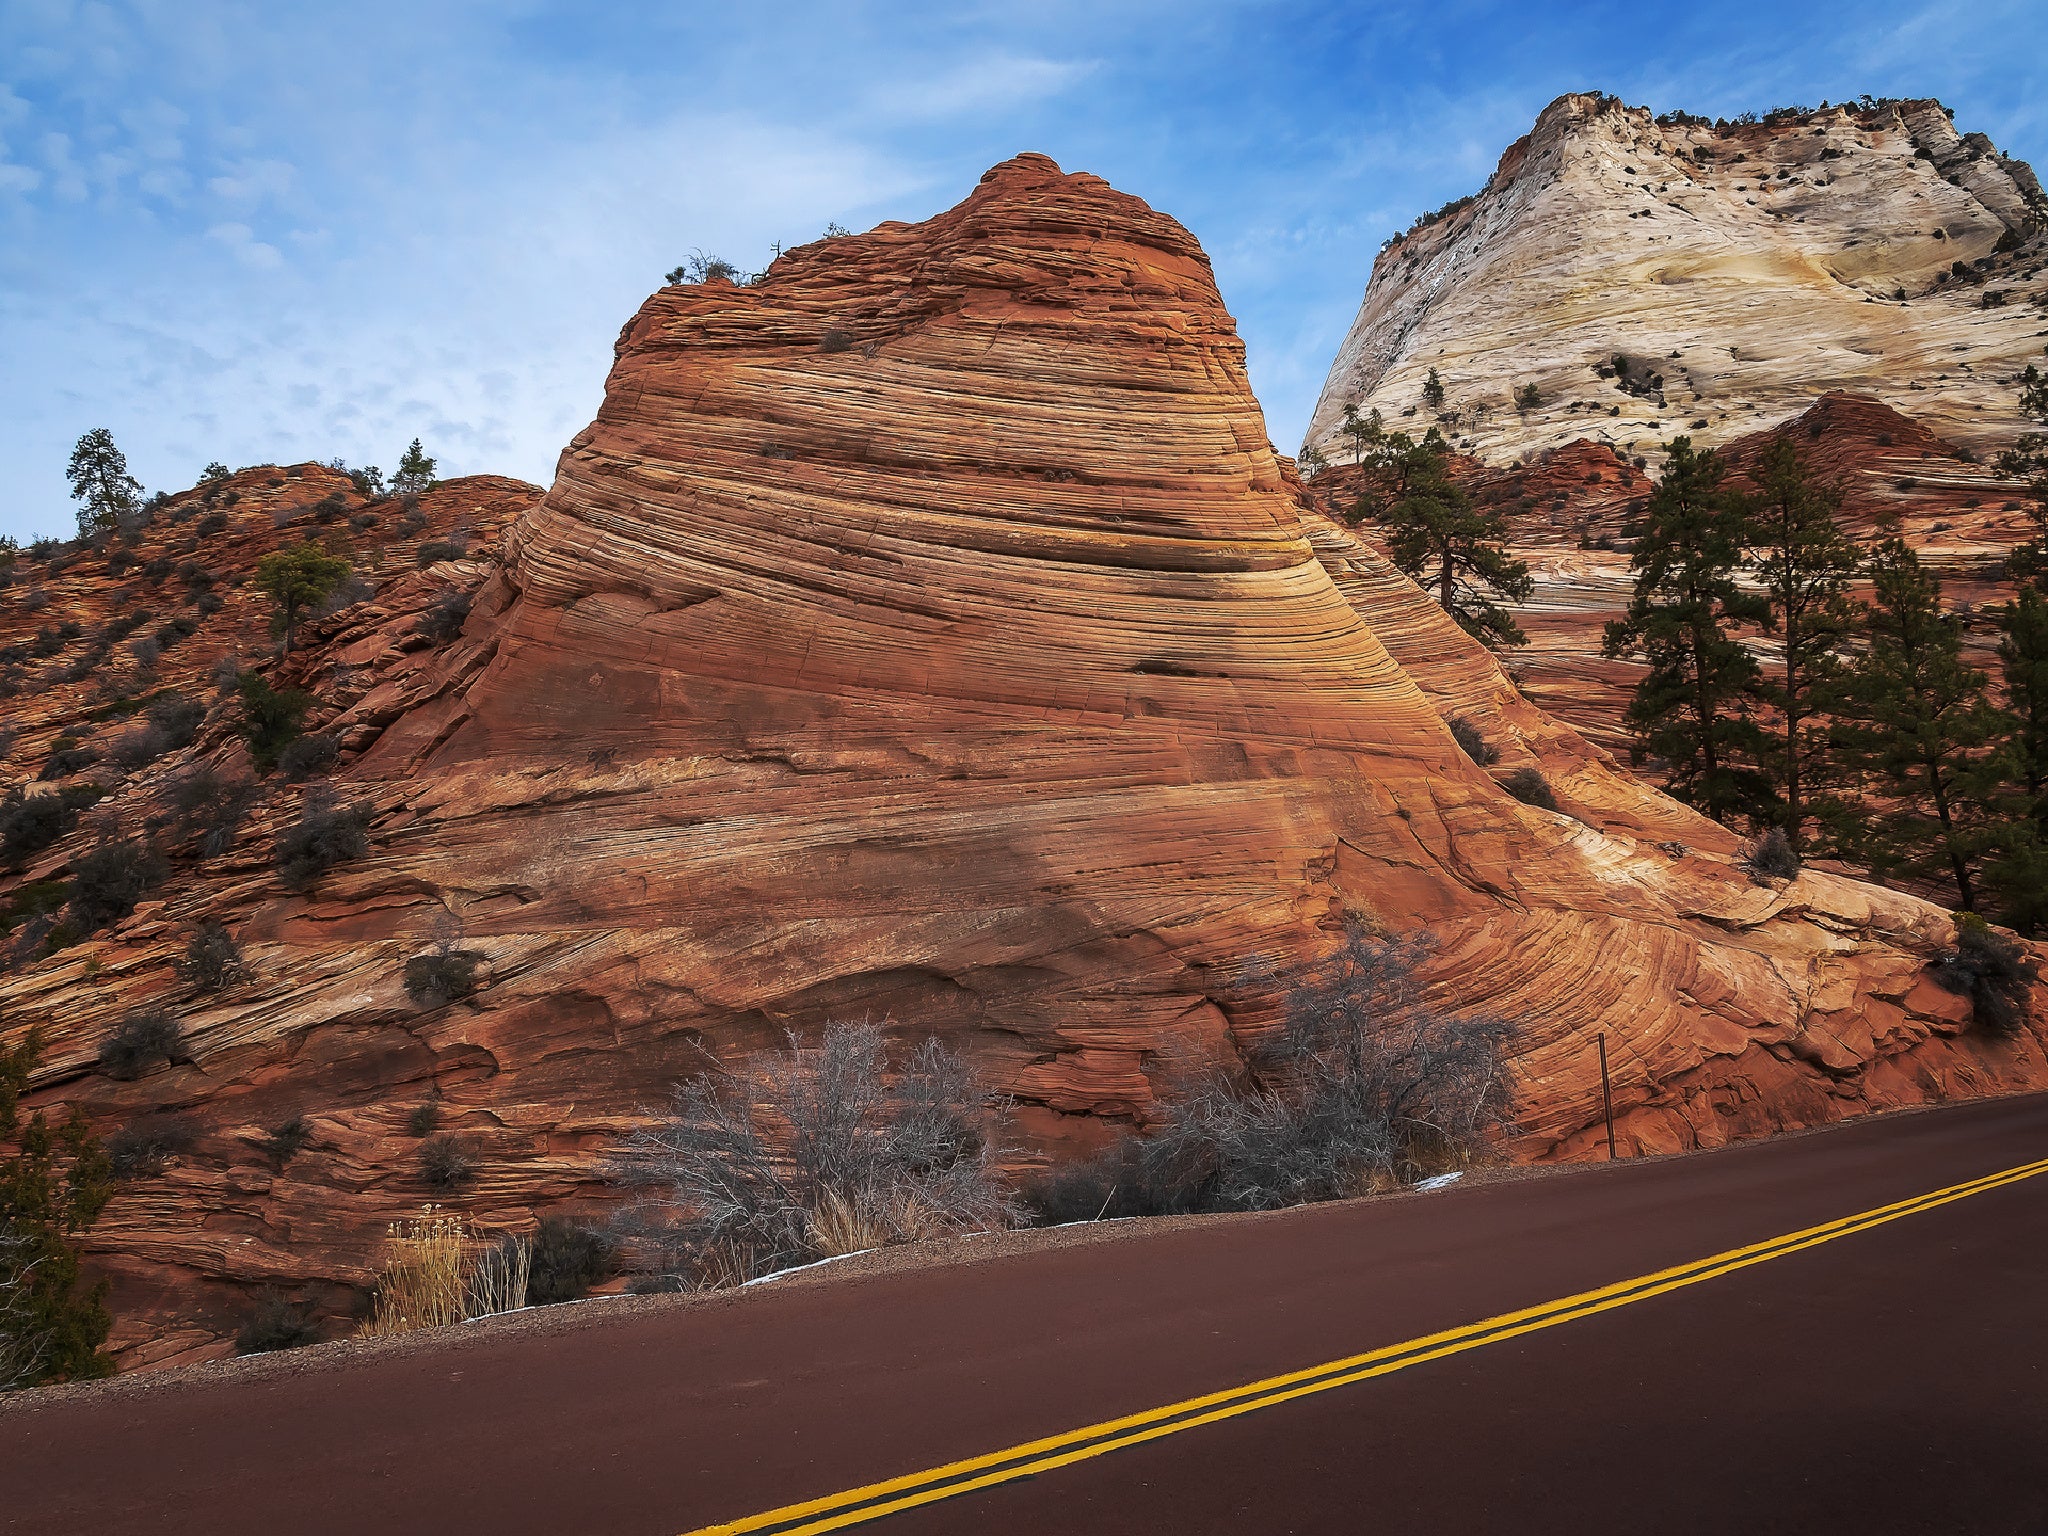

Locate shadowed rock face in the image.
[8,154,2043,1368]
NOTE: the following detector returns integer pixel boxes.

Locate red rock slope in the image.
[6,156,2042,1368]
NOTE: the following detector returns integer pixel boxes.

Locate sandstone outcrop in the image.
[1307,93,2048,471]
[5,157,2042,1369]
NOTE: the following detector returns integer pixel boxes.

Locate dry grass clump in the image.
[358,1206,532,1339]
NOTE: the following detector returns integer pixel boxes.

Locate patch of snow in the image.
[1415,1171,1465,1192]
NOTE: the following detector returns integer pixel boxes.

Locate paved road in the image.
[6,1093,2045,1536]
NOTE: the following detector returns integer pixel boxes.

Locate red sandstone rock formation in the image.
[4,157,2042,1369]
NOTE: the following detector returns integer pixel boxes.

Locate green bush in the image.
[526,1217,615,1305]
[237,673,313,770]
[1501,767,1559,812]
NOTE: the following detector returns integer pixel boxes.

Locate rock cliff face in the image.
[1307,93,2048,469]
[7,155,2043,1368]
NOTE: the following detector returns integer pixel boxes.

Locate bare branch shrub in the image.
[1933,915,2038,1040]
[1033,927,1517,1221]
[97,1008,184,1080]
[613,1020,1014,1287]
[178,921,249,992]
[275,791,371,891]
[1744,826,1801,882]
[1500,766,1559,812]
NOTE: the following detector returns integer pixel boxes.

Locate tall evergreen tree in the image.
[65,428,142,540]
[1742,438,1862,849]
[1379,438,1531,650]
[390,438,438,496]
[1983,587,2048,933]
[1603,437,1771,824]
[1832,531,2003,911]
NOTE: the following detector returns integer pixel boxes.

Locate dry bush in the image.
[1034,927,1518,1222]
[97,1008,183,1080]
[178,922,249,992]
[1934,916,2038,1041]
[1501,766,1559,812]
[613,1020,1015,1287]
[275,792,371,891]
[1745,826,1801,882]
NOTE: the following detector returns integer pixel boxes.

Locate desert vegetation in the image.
[1025,927,1518,1221]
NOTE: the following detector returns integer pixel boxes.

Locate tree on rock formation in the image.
[1422,368,1446,410]
[1984,587,2048,934]
[1832,531,2002,911]
[1604,437,1772,826]
[1741,438,1862,850]
[254,541,352,653]
[390,438,438,496]
[65,428,142,540]
[1381,438,1532,650]
[1995,363,2048,583]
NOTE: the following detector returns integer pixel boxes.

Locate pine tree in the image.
[2,1030,114,1389]
[254,542,353,653]
[1421,368,1446,410]
[1983,587,2048,933]
[1832,532,2004,911]
[1380,438,1531,649]
[1603,438,1772,824]
[1996,361,2048,582]
[1743,438,1862,849]
[391,439,438,496]
[65,428,142,540]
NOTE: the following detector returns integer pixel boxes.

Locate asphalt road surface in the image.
[7,1092,2045,1536]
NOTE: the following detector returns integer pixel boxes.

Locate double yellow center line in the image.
[685,1152,2048,1535]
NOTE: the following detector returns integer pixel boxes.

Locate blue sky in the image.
[2,0,2043,541]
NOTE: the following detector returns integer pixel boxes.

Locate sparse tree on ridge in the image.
[1422,368,1446,410]
[1603,437,1772,826]
[390,440,437,496]
[1831,531,2003,912]
[1742,438,1863,850]
[66,428,142,540]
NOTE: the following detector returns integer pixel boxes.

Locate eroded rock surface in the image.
[1307,93,2048,470]
[5,156,2041,1369]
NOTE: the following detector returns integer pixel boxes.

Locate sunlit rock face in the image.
[9,154,2041,1370]
[1307,93,2048,470]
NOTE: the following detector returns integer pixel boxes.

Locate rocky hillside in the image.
[1302,392,2029,755]
[1306,93,2048,470]
[6,156,2043,1370]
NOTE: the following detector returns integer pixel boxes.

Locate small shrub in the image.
[276,732,340,781]
[419,1135,476,1191]
[415,590,472,643]
[165,768,257,857]
[196,510,229,537]
[406,1102,441,1137]
[403,948,483,1008]
[525,1217,615,1305]
[97,1008,184,1080]
[67,839,169,932]
[1501,767,1559,812]
[1,787,86,864]
[1019,1138,1203,1224]
[238,673,314,770]
[107,1114,198,1178]
[261,1115,314,1167]
[39,736,100,780]
[414,541,460,568]
[1447,715,1498,767]
[1745,827,1801,882]
[819,328,853,353]
[235,1292,322,1354]
[274,793,372,891]
[179,922,249,991]
[1933,916,2038,1040]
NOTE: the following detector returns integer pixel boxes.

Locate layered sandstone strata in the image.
[1307,93,2048,470]
[5,157,2042,1368]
